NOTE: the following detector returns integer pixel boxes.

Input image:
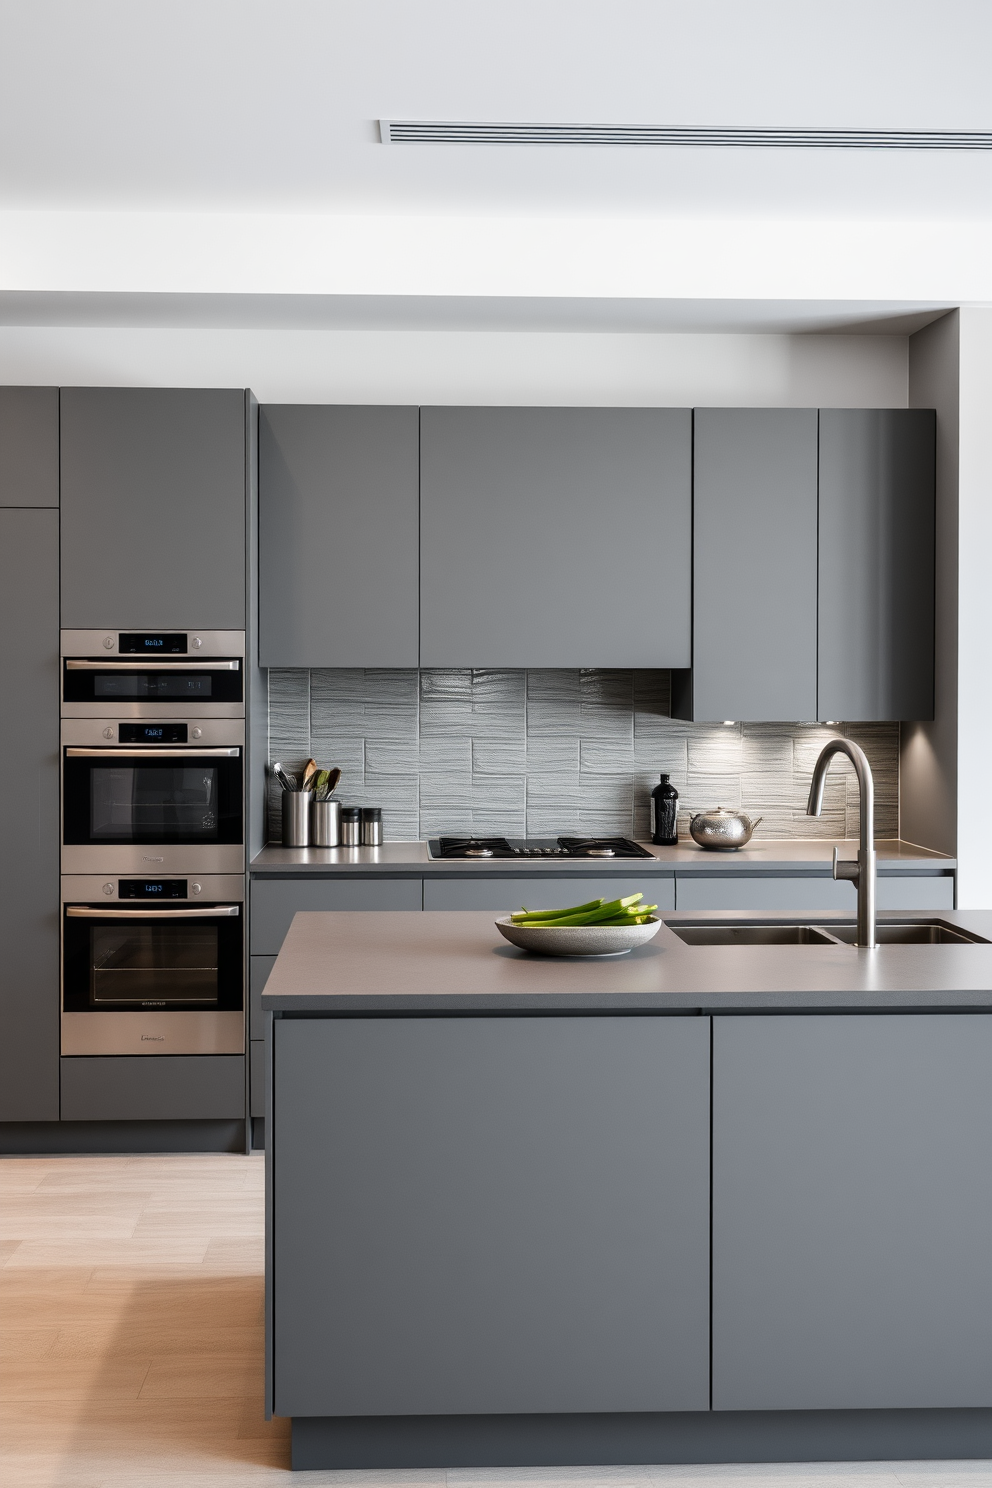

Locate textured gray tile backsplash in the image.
[267,668,899,843]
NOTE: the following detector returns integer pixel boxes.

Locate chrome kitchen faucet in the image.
[806,738,876,948]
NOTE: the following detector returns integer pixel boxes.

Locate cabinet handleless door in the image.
[713,1014,992,1410]
[683,409,818,722]
[60,389,247,629]
[818,409,935,721]
[0,509,59,1119]
[420,407,692,667]
[0,387,59,506]
[273,1015,710,1416]
[259,405,419,667]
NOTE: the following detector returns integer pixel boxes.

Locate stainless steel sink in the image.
[665,918,989,948]
[824,921,988,946]
[667,924,839,947]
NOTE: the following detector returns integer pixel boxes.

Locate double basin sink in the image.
[667,920,986,947]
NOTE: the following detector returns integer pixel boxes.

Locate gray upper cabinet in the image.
[60,388,246,629]
[0,509,59,1120]
[680,408,818,722]
[713,1014,992,1410]
[420,407,692,668]
[818,409,935,721]
[0,387,59,506]
[258,405,419,667]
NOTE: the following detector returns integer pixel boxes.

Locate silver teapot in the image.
[688,807,763,851]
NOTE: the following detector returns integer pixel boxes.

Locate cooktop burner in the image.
[430,836,654,860]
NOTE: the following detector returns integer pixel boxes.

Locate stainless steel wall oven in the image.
[61,630,245,719]
[61,875,245,1055]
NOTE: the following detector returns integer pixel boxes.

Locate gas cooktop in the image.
[429,836,654,860]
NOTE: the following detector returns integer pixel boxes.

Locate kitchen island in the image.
[263,909,992,1470]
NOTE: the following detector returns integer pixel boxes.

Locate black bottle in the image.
[650,773,679,846]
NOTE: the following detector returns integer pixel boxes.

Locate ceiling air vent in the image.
[378,121,992,150]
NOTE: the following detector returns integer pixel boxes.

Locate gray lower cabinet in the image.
[713,1014,992,1409]
[60,388,247,628]
[250,955,277,1037]
[424,876,674,913]
[273,1015,710,1416]
[250,1042,265,1119]
[420,407,692,667]
[258,405,420,667]
[818,410,935,722]
[0,509,59,1121]
[61,1056,246,1121]
[250,878,422,955]
[0,387,59,506]
[675,874,954,913]
[679,408,818,722]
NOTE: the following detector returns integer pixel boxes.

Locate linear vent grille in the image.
[379,121,992,150]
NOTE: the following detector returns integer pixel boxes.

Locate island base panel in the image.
[291,1409,992,1470]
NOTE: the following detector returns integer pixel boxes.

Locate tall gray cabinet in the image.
[0,387,59,506]
[258,405,419,667]
[60,388,247,628]
[419,407,692,668]
[0,501,59,1121]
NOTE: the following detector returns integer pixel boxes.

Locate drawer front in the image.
[60,1054,245,1121]
[424,876,674,914]
[675,874,954,914]
[250,878,422,954]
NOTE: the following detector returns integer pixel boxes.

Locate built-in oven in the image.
[61,630,245,719]
[61,875,245,1055]
[61,719,245,874]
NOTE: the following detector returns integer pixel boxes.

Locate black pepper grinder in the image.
[650,773,679,846]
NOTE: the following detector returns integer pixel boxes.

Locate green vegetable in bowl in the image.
[508,893,655,927]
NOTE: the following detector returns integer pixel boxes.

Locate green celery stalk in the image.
[510,898,604,923]
[526,893,644,927]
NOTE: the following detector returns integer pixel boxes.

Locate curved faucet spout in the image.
[807,738,876,948]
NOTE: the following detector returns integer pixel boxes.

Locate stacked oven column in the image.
[59,631,246,1070]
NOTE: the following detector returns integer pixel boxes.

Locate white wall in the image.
[954,308,992,907]
[0,326,907,406]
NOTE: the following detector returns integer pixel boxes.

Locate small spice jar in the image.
[360,806,383,846]
[339,806,361,846]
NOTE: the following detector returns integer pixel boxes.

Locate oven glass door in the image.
[63,748,243,846]
[62,658,242,706]
[63,905,243,1012]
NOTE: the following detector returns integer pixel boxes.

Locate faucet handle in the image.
[832,845,860,884]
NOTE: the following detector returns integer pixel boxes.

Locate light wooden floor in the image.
[2,1153,991,1488]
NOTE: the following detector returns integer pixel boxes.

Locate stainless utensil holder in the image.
[282,790,313,847]
[311,798,340,847]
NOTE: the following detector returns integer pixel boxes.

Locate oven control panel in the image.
[119,879,190,899]
[61,874,244,904]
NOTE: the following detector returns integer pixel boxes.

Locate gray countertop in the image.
[251,838,954,877]
[261,907,992,1015]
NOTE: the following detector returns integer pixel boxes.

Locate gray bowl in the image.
[495,916,661,957]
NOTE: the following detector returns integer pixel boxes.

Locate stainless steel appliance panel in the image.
[61,630,246,658]
[62,719,245,748]
[61,843,245,875]
[61,630,246,719]
[61,1009,244,1056]
[64,873,245,902]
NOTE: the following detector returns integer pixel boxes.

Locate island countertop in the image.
[260,907,992,1015]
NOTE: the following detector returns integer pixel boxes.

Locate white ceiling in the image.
[1,1,990,320]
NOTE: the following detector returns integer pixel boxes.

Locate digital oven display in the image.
[119,633,187,653]
[118,723,189,744]
[118,880,189,899]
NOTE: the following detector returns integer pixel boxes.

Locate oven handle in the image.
[65,905,241,918]
[65,747,241,758]
[65,659,240,671]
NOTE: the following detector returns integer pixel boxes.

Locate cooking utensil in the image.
[301,758,318,791]
[310,766,342,801]
[272,762,297,792]
[688,807,763,850]
[495,916,661,957]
